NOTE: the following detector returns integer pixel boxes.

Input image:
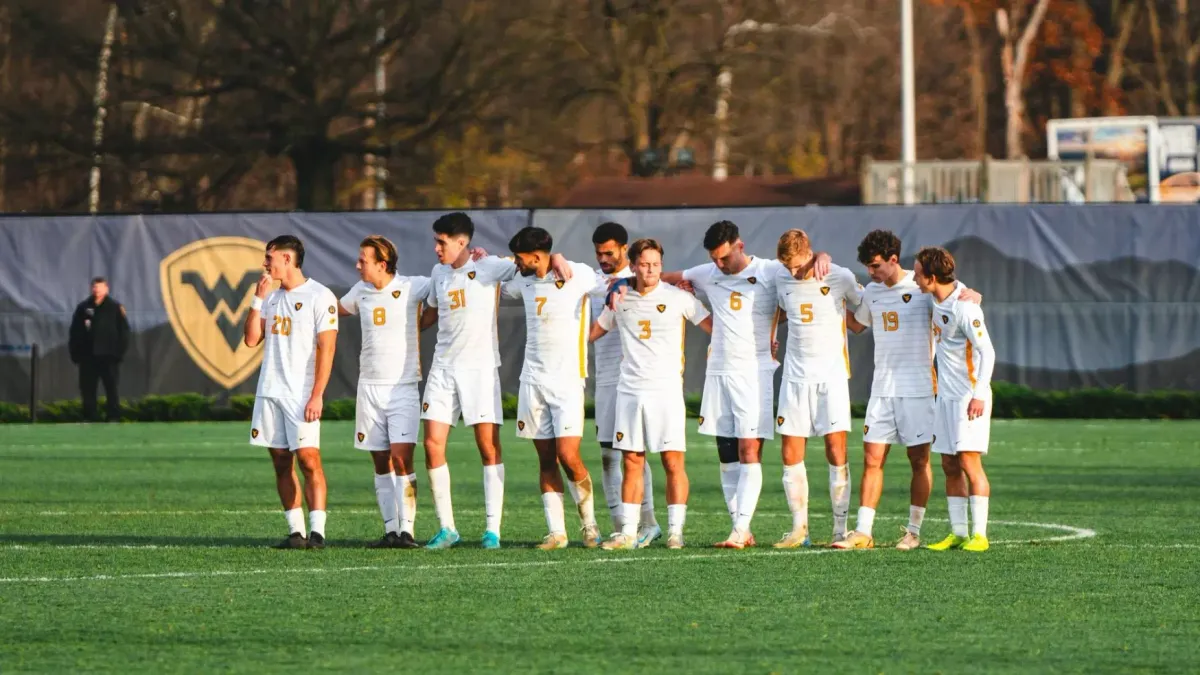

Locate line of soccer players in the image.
[244,213,996,553]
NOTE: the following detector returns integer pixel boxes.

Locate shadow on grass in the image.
[0,533,550,550]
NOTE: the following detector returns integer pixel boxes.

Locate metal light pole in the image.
[89,4,120,214]
[900,0,917,205]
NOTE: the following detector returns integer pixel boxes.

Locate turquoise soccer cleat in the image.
[425,527,461,550]
[481,531,501,550]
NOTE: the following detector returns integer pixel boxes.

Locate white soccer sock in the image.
[908,505,926,536]
[284,508,306,536]
[428,464,456,531]
[374,472,400,534]
[309,509,327,537]
[667,504,687,536]
[397,473,417,536]
[856,506,876,537]
[719,462,741,525]
[733,462,763,533]
[542,492,567,535]
[782,463,810,532]
[829,464,851,536]
[620,502,640,538]
[970,496,989,538]
[947,496,969,537]
[566,474,598,528]
[601,448,624,530]
[641,461,658,527]
[483,464,504,535]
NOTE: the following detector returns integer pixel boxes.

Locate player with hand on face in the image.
[339,235,432,549]
[244,235,339,550]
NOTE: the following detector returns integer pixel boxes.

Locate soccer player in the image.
[421,212,570,550]
[504,226,602,549]
[590,238,713,550]
[589,222,661,546]
[339,235,430,549]
[914,247,995,553]
[243,235,339,549]
[834,230,980,550]
[772,229,863,547]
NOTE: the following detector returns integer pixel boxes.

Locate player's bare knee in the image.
[737,438,762,463]
[940,454,962,475]
[863,448,887,471]
[907,445,930,469]
[370,451,393,475]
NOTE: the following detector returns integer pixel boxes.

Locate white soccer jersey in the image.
[859,272,937,397]
[932,292,995,401]
[256,279,339,400]
[682,257,782,374]
[774,264,862,384]
[427,256,517,371]
[597,283,709,394]
[340,275,431,386]
[503,261,600,386]
[590,266,634,387]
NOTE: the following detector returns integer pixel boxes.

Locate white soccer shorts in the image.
[420,366,503,427]
[355,382,421,451]
[250,396,319,451]
[775,379,852,438]
[698,370,775,440]
[517,381,585,439]
[594,383,618,444]
[863,395,935,447]
[933,395,992,455]
[612,389,687,454]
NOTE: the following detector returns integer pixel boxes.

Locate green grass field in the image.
[1,420,1198,673]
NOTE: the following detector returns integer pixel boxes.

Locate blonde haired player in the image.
[590,238,713,550]
[504,226,603,549]
[339,235,432,549]
[771,229,864,547]
[914,247,995,553]
[834,230,980,551]
[244,235,339,549]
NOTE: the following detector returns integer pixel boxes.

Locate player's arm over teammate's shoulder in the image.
[681,287,713,334]
[338,282,362,317]
[589,306,616,342]
[959,302,995,396]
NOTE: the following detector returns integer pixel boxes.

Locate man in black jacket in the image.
[68,277,131,422]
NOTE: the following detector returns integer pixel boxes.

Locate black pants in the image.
[80,357,121,422]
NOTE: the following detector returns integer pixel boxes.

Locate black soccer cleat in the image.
[397,531,419,549]
[307,532,326,550]
[369,532,404,549]
[273,532,308,549]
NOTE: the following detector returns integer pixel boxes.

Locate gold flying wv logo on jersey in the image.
[422,402,430,412]
[555,280,565,289]
[747,277,757,285]
[392,290,401,299]
[357,432,365,442]
[656,304,667,313]
[251,428,259,439]
[902,293,912,303]
[863,424,870,434]
[820,286,830,296]
[294,302,303,311]
[615,432,624,442]
[517,421,526,431]
[777,416,785,426]
[697,416,705,425]
[942,315,949,324]
[467,271,477,280]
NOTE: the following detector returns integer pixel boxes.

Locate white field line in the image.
[0,520,1100,584]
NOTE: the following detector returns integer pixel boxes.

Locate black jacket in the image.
[69,297,131,363]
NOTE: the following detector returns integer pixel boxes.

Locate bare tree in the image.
[997,0,1052,158]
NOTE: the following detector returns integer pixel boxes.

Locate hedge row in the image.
[0,383,1197,423]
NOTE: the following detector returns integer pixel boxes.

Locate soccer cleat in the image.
[961,533,990,552]
[636,523,663,549]
[895,530,921,551]
[831,531,848,546]
[926,533,969,551]
[601,533,636,550]
[425,527,461,550]
[481,531,501,550]
[306,532,326,550]
[666,532,685,549]
[581,524,602,549]
[745,532,757,547]
[369,532,404,549]
[536,533,569,550]
[714,529,751,549]
[397,532,420,549]
[273,532,307,549]
[830,530,874,550]
[772,526,811,549]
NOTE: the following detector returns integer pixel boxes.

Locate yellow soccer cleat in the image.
[960,533,990,552]
[894,530,921,551]
[666,533,685,549]
[581,524,602,549]
[600,533,636,551]
[830,530,874,550]
[772,526,811,549]
[926,533,969,551]
[536,533,568,550]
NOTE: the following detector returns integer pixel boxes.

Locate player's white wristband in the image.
[250,296,264,312]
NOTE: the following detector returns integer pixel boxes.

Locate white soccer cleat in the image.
[581,523,602,549]
[714,529,750,549]
[895,530,921,551]
[666,532,685,549]
[831,530,848,546]
[636,523,663,549]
